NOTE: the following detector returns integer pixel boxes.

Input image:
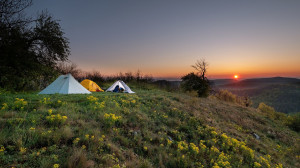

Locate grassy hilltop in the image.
[0,86,299,168]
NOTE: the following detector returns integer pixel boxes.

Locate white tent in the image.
[106,80,135,93]
[39,74,91,94]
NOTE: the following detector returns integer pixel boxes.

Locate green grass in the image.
[0,88,299,168]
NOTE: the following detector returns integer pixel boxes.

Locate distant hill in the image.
[212,77,300,113]
[217,77,300,88]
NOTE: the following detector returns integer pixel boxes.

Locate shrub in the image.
[181,72,211,97]
[286,113,300,132]
[257,103,286,120]
[215,90,252,107]
[215,90,237,103]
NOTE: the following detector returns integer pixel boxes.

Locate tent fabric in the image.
[39,74,91,94]
[80,79,104,92]
[106,80,135,93]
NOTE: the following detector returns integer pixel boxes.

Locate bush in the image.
[215,90,252,107]
[286,113,300,132]
[257,103,286,120]
[215,90,237,103]
[181,72,211,97]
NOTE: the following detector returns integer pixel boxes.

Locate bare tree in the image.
[191,59,208,80]
[56,62,82,78]
[0,0,33,28]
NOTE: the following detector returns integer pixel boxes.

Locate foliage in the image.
[286,112,300,132]
[257,103,286,120]
[214,90,252,107]
[0,0,70,91]
[181,72,211,97]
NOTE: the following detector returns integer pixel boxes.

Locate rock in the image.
[252,133,260,140]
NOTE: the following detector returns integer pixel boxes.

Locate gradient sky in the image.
[28,0,300,79]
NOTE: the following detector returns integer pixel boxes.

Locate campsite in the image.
[1,0,300,168]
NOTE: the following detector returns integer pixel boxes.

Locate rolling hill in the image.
[212,77,300,113]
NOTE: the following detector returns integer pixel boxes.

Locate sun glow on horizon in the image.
[234,75,239,79]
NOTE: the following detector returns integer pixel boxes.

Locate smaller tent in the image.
[106,80,135,93]
[39,74,91,94]
[80,79,104,92]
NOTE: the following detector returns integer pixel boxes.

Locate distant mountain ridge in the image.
[213,77,300,88]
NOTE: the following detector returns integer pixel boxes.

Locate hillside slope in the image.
[212,77,300,113]
[0,89,299,167]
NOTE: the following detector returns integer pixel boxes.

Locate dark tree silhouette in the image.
[0,0,70,91]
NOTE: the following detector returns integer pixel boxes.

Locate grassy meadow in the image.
[0,85,299,168]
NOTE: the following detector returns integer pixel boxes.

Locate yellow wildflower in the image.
[48,109,53,115]
[19,147,27,154]
[53,164,60,168]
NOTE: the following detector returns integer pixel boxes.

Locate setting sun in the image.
[234,75,239,79]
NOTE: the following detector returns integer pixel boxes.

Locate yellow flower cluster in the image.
[29,127,35,131]
[14,98,27,110]
[46,113,67,125]
[113,100,120,108]
[84,134,95,140]
[259,156,271,168]
[104,113,122,121]
[210,131,218,137]
[240,144,254,160]
[87,96,98,102]
[199,140,207,152]
[40,97,51,104]
[254,162,262,168]
[215,152,231,167]
[162,115,168,118]
[0,146,5,155]
[53,164,60,168]
[73,138,80,144]
[94,101,105,109]
[19,147,27,154]
[99,135,106,142]
[210,146,220,153]
[48,109,53,115]
[167,139,172,146]
[1,103,8,110]
[177,141,188,151]
[87,96,106,110]
[41,130,52,136]
[189,143,199,154]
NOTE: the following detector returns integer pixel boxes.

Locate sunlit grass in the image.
[0,89,299,167]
